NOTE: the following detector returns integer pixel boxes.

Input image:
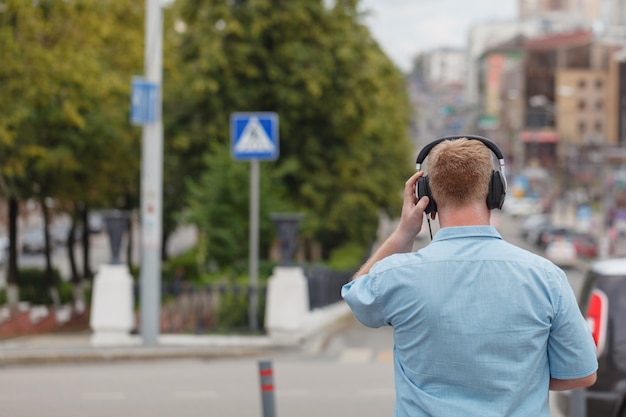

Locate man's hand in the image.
[395,171,431,243]
[352,172,430,280]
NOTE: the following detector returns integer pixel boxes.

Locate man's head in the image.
[427,138,493,210]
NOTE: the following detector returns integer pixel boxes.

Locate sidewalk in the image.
[0,302,352,366]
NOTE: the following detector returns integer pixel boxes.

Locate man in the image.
[341,137,597,417]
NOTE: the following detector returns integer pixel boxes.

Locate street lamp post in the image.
[139,0,174,346]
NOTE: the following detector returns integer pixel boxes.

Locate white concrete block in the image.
[89,264,135,346]
[264,266,309,335]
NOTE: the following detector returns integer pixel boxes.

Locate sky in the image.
[359,0,518,72]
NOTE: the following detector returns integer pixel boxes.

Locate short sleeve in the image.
[341,273,388,328]
[548,276,598,379]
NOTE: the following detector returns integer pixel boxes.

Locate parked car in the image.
[520,213,552,240]
[537,226,575,249]
[571,233,599,259]
[0,236,8,264]
[545,238,577,268]
[21,228,46,254]
[88,211,104,234]
[555,257,626,416]
[50,224,82,246]
[526,219,555,247]
[503,196,543,218]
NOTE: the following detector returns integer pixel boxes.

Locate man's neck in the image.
[437,203,491,228]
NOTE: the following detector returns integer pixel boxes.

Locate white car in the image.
[545,239,577,268]
[0,236,8,264]
[21,228,47,254]
[520,214,551,240]
[503,197,543,218]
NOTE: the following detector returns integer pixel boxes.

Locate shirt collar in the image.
[432,225,503,242]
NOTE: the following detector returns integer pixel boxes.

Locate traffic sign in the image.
[231,112,279,161]
[130,77,159,125]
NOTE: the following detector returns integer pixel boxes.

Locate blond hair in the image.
[427,138,493,209]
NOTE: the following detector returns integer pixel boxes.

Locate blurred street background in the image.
[3,1,626,416]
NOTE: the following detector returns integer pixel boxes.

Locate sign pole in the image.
[249,159,260,332]
[230,112,279,333]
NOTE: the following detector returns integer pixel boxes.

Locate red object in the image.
[572,235,598,258]
[519,130,559,143]
[587,288,608,355]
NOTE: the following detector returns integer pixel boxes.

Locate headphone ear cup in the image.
[417,176,437,214]
[487,171,506,210]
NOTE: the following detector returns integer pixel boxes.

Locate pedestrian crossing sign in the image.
[231,112,279,161]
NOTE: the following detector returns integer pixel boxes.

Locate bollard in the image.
[258,360,277,417]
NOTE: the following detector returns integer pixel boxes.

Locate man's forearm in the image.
[549,374,597,391]
[352,230,415,281]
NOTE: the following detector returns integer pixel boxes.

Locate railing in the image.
[158,266,353,334]
[305,265,352,310]
[159,282,266,334]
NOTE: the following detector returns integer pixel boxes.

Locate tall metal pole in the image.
[249,159,260,332]
[140,0,164,346]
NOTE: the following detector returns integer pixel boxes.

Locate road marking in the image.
[275,389,310,397]
[376,349,394,363]
[173,391,218,399]
[358,388,395,397]
[82,392,126,401]
[339,348,373,363]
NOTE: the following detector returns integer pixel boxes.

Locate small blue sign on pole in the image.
[231,112,279,161]
[131,77,159,125]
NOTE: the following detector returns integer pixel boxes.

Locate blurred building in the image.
[447,0,626,214]
[420,48,466,87]
[477,36,527,171]
[518,0,605,22]
[410,48,470,149]
[409,0,626,206]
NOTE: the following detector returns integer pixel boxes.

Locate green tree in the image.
[0,0,143,302]
[167,0,412,267]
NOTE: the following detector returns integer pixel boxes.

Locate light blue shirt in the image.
[342,226,598,417]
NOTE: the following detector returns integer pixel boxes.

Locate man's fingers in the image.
[405,171,423,199]
[415,195,430,212]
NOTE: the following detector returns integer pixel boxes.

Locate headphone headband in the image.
[415,135,504,167]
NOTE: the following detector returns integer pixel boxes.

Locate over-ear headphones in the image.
[415,135,508,214]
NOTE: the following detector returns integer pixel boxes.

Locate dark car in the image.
[537,225,574,249]
[556,257,626,416]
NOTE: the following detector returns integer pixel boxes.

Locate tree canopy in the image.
[0,0,143,206]
[166,0,414,266]
[0,0,144,286]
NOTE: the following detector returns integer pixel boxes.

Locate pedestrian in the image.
[341,136,597,417]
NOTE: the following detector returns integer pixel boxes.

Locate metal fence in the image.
[158,266,352,334]
[305,266,352,310]
[159,282,265,334]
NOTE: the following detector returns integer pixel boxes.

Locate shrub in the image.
[15,268,65,305]
[325,242,369,271]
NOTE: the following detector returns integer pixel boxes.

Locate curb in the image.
[0,302,353,366]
